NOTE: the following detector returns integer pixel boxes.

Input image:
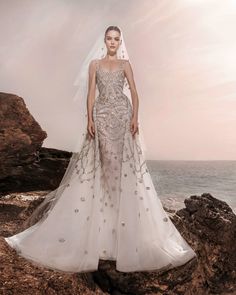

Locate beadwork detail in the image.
[65,59,153,257]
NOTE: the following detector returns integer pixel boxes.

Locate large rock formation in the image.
[0,92,71,194]
[0,193,235,295]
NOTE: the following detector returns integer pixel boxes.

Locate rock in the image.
[0,92,72,195]
[0,146,72,195]
[0,92,47,173]
[0,192,235,294]
[173,193,236,294]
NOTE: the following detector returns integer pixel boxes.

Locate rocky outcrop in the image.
[0,146,72,194]
[0,92,71,194]
[0,193,235,295]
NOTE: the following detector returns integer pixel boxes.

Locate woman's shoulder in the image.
[119,59,129,68]
[89,59,99,70]
[90,59,99,65]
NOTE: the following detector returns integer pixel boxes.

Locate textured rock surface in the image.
[0,92,71,194]
[0,193,235,295]
[0,146,72,194]
[0,92,47,173]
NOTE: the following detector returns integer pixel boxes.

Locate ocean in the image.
[147,160,236,213]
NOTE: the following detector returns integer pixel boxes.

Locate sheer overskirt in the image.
[4,61,196,273]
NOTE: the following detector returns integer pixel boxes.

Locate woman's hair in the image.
[104,26,121,38]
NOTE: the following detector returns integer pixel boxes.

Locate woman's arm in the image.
[124,60,139,136]
[87,59,97,138]
[87,59,97,122]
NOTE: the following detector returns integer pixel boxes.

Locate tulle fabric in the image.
[5,124,196,273]
[4,56,196,274]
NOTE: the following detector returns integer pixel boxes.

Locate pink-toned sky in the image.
[0,0,235,160]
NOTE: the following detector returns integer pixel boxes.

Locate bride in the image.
[4,25,197,273]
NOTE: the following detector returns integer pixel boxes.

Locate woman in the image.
[4,25,197,273]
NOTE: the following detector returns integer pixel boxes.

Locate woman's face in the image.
[104,30,121,54]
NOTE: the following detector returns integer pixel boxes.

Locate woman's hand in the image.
[131,117,139,137]
[87,119,95,138]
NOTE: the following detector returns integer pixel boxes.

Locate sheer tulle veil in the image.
[23,25,148,229]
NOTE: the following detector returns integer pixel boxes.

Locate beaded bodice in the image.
[95,59,126,103]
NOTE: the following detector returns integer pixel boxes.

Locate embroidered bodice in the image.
[95,59,127,103]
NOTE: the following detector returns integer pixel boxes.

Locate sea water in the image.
[147,160,236,213]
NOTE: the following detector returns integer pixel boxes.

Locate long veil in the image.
[23,25,148,229]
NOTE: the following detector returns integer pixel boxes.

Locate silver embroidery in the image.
[69,58,150,211]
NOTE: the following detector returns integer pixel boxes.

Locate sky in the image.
[0,0,236,160]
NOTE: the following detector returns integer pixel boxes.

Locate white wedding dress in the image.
[5,59,196,273]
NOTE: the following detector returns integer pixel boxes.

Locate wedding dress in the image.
[4,58,196,273]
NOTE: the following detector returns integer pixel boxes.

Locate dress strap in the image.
[95,59,99,71]
[120,59,126,71]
